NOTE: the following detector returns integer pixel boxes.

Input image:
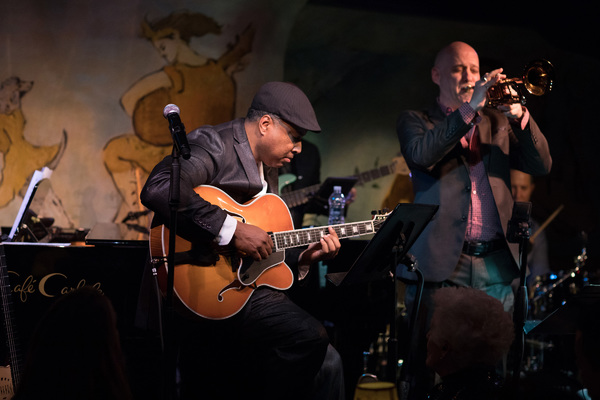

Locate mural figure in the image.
[103,10,255,225]
[0,76,67,208]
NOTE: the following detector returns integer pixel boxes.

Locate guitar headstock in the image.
[371,209,391,221]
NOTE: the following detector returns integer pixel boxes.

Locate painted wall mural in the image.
[103,11,255,226]
[0,76,66,208]
[1,0,598,272]
[0,0,304,229]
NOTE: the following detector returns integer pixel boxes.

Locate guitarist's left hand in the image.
[297,226,341,271]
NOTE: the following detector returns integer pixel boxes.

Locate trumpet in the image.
[487,59,555,107]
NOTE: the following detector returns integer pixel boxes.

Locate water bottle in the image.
[328,185,345,225]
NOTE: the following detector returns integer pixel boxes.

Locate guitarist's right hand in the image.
[231,223,274,261]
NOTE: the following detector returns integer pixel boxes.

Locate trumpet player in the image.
[395,41,552,398]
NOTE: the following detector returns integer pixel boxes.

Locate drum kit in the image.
[529,246,588,321]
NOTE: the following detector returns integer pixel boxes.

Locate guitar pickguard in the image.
[237,250,286,285]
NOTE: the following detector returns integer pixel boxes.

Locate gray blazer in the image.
[396,103,552,282]
[141,118,279,243]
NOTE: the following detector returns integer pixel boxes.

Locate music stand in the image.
[7,167,53,242]
[326,202,438,396]
[326,203,437,287]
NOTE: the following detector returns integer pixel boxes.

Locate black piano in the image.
[0,222,162,400]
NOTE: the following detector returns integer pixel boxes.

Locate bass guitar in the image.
[149,185,388,320]
[280,156,409,208]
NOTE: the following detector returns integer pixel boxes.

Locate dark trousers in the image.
[176,288,344,400]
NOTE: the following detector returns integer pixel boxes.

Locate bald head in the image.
[434,42,477,68]
[432,41,480,110]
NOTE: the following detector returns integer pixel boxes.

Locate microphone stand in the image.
[397,252,422,400]
[386,235,404,385]
[158,103,190,400]
[163,144,182,400]
[507,203,532,394]
[511,237,529,388]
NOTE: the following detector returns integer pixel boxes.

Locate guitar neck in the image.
[0,246,22,390]
[355,162,397,186]
[280,160,398,208]
[280,183,321,208]
[271,218,383,251]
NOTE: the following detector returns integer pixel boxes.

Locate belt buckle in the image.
[466,241,485,256]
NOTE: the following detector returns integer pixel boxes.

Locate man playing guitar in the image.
[140,82,344,400]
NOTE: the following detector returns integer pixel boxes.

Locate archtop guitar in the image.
[149,185,388,320]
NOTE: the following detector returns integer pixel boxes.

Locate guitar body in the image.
[150,186,295,320]
[0,366,12,400]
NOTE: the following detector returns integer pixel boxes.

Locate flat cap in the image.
[250,82,321,133]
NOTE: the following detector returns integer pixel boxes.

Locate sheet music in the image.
[8,167,53,240]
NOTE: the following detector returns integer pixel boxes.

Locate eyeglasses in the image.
[273,116,303,144]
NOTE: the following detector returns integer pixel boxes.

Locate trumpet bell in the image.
[524,59,554,96]
[487,59,554,107]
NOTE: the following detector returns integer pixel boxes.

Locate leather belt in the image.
[462,239,505,257]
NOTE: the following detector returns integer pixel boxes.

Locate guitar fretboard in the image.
[271,218,384,250]
[356,163,397,186]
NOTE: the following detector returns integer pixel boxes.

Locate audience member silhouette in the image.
[12,286,133,400]
[425,286,514,400]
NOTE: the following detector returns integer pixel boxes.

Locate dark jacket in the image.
[396,104,551,282]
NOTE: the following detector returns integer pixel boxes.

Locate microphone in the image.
[163,104,191,159]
